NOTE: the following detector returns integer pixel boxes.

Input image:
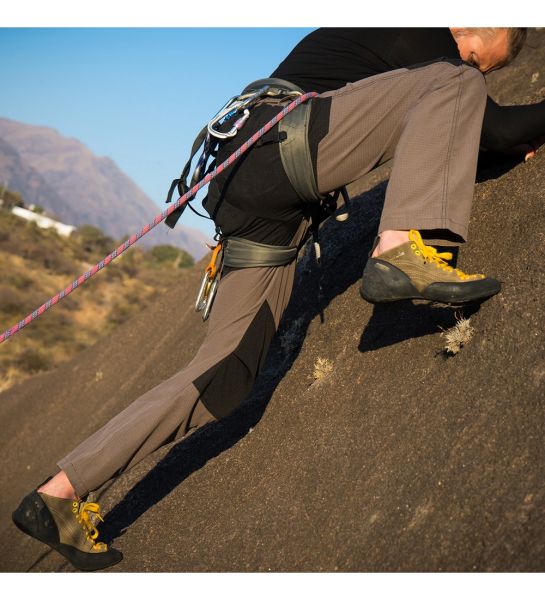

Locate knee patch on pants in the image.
[192,301,277,419]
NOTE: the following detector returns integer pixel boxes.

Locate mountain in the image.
[0,119,209,259]
[0,30,544,572]
[0,137,68,212]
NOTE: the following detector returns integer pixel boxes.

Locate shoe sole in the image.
[360,258,501,304]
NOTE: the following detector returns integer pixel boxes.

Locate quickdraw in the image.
[195,242,223,321]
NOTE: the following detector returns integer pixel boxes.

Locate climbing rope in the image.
[0,91,318,345]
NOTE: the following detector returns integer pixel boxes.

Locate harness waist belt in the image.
[223,236,298,268]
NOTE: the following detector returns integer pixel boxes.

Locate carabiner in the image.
[195,242,223,321]
[190,133,217,188]
[207,86,269,140]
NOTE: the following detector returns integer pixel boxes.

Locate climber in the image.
[12,27,529,571]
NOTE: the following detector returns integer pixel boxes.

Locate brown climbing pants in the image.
[58,61,487,497]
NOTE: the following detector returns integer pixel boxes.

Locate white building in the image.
[11,206,76,237]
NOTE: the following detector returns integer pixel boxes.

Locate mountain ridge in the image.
[0,117,209,259]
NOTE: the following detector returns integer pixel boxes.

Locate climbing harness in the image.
[167,78,352,320]
[0,90,317,344]
[223,237,299,269]
[164,78,305,230]
[1,74,356,339]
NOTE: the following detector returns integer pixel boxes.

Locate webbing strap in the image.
[244,77,325,206]
[223,236,298,268]
[278,102,324,204]
[164,124,209,229]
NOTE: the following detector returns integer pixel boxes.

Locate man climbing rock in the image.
[13,27,533,571]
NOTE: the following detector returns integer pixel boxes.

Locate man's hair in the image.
[460,27,528,66]
[504,28,528,64]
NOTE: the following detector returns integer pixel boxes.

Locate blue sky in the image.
[2,1,543,239]
[0,28,314,239]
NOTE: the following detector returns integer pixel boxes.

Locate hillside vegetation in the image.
[0,194,194,392]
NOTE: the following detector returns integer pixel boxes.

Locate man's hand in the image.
[502,135,545,162]
[523,134,545,161]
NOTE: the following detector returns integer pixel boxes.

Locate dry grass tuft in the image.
[313,357,334,380]
[441,316,475,355]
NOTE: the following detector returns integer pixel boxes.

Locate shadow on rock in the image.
[358,300,482,353]
[99,394,270,542]
[476,151,524,183]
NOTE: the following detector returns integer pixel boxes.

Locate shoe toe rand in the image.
[424,277,502,301]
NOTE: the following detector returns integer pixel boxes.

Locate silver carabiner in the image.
[202,276,219,321]
[195,242,223,321]
[195,270,211,312]
[207,86,270,140]
[207,98,244,140]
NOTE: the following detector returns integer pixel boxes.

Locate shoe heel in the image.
[12,508,34,538]
[360,258,419,303]
[12,491,59,546]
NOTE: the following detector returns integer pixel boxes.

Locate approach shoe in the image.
[12,485,122,572]
[360,229,501,304]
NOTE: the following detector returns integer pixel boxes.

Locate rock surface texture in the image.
[0,30,544,572]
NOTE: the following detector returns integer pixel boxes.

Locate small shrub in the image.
[148,244,194,268]
[107,302,133,326]
[16,348,52,373]
[30,311,75,344]
[0,286,25,316]
[103,264,125,281]
[18,239,44,262]
[6,272,34,289]
[42,250,77,275]
[125,289,145,306]
[0,189,23,210]
[116,249,144,278]
[74,225,115,258]
[441,316,475,355]
[313,357,333,381]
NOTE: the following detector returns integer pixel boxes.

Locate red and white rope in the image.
[0,92,317,345]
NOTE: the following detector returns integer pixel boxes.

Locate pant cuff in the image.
[57,459,90,499]
[378,215,468,246]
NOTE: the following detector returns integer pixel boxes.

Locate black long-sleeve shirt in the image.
[271,28,545,151]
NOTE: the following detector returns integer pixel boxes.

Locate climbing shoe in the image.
[360,230,501,304]
[12,486,122,572]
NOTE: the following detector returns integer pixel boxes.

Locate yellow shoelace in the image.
[408,230,482,280]
[72,500,108,551]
